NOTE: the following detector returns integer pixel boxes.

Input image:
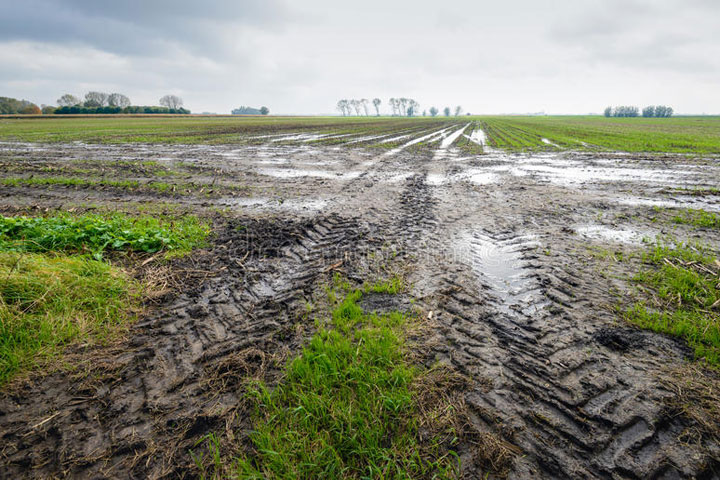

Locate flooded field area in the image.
[1,117,719,479]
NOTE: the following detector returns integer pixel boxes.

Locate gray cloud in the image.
[0,0,718,114]
[0,0,291,57]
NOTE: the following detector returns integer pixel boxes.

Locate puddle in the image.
[257,167,361,180]
[385,127,454,156]
[345,133,399,144]
[514,162,694,187]
[426,173,447,186]
[467,172,500,185]
[541,138,560,148]
[217,196,328,212]
[460,232,547,316]
[615,196,720,212]
[433,124,471,160]
[270,133,326,143]
[575,225,653,244]
[467,129,494,153]
[440,124,470,149]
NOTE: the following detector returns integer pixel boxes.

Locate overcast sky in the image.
[1,0,718,114]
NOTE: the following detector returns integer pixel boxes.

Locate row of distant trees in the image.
[232,106,270,115]
[0,97,42,114]
[337,99,383,116]
[641,105,674,118]
[336,98,464,117]
[52,92,188,114]
[0,93,189,115]
[429,106,463,117]
[603,105,673,118]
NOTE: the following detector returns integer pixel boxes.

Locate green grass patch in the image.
[625,240,720,366]
[0,212,210,258]
[0,251,139,384]
[1,176,229,195]
[672,209,720,229]
[193,276,461,479]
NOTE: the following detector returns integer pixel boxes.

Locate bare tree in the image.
[372,98,381,116]
[159,95,183,109]
[429,106,439,117]
[443,106,451,117]
[389,98,397,116]
[454,106,463,116]
[57,94,81,107]
[361,98,370,116]
[603,106,612,117]
[407,99,420,117]
[398,98,409,116]
[84,91,109,107]
[108,93,131,108]
[337,99,349,116]
[350,99,361,116]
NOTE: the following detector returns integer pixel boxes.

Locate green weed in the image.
[0,213,210,258]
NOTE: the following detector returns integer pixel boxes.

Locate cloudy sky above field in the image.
[1,0,718,114]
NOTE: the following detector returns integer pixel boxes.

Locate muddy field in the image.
[1,122,720,478]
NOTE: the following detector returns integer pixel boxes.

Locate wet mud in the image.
[1,136,719,478]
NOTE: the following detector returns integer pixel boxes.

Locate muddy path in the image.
[1,139,720,478]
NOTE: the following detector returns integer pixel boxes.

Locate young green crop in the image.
[672,209,720,229]
[0,212,210,258]
[625,240,720,366]
[480,115,720,153]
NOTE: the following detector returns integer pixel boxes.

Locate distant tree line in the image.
[336,99,381,116]
[51,92,189,114]
[425,106,463,117]
[0,97,41,114]
[232,106,270,115]
[54,105,190,115]
[641,105,674,118]
[604,105,673,118]
[336,98,464,117]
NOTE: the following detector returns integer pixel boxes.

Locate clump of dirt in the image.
[358,291,413,315]
[592,326,647,352]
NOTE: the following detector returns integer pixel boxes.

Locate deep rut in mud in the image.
[0,215,373,478]
[1,140,720,478]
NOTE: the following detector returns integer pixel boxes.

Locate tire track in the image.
[0,215,369,478]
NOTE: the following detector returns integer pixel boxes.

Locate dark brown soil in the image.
[1,136,720,478]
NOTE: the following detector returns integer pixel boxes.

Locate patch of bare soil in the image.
[1,139,720,478]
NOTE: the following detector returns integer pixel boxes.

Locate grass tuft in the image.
[625,240,720,366]
[193,277,464,479]
[672,209,720,229]
[0,252,138,384]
